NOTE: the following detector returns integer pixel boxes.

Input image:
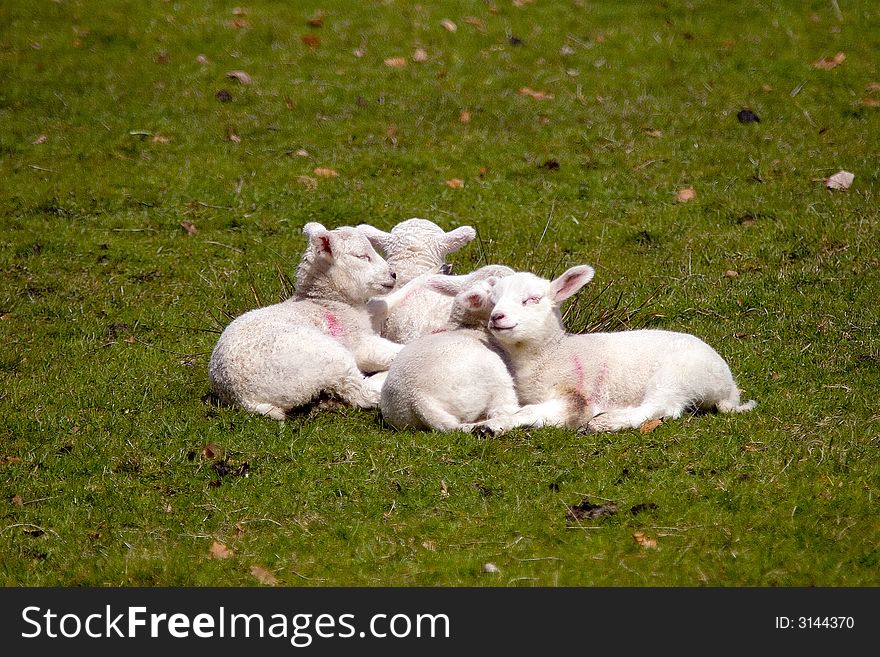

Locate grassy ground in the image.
[1,0,878,586]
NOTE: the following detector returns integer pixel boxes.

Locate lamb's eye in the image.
[356,254,372,261]
[523,296,541,305]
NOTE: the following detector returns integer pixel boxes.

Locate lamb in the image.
[463,265,757,435]
[358,218,477,343]
[378,265,519,431]
[208,222,405,420]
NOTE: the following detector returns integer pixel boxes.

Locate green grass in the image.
[1,0,878,586]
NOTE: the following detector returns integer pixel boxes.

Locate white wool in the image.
[378,265,520,431]
[358,218,477,343]
[208,222,404,420]
[463,266,757,434]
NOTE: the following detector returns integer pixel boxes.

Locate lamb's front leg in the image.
[463,399,569,436]
[352,334,405,373]
[366,274,429,334]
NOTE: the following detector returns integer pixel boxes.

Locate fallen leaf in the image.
[724,270,739,278]
[235,522,245,536]
[123,335,136,344]
[151,134,171,144]
[32,134,48,145]
[231,7,248,16]
[412,48,429,62]
[862,98,880,108]
[384,57,407,68]
[639,418,663,434]
[226,70,252,85]
[225,128,241,143]
[440,19,457,32]
[478,166,489,176]
[0,456,22,465]
[736,108,760,123]
[644,128,662,138]
[11,495,23,507]
[297,175,318,189]
[421,540,436,551]
[0,313,11,321]
[301,34,320,49]
[742,442,765,452]
[307,12,325,28]
[250,565,278,585]
[519,86,554,100]
[825,170,854,191]
[156,50,170,64]
[866,82,880,93]
[464,16,484,29]
[813,52,845,70]
[632,531,658,549]
[560,44,575,56]
[566,498,618,522]
[513,0,535,6]
[459,110,471,124]
[353,47,366,58]
[761,84,773,92]
[676,186,696,202]
[216,89,233,102]
[313,167,338,177]
[293,148,309,157]
[202,443,224,460]
[482,562,500,573]
[209,541,233,559]
[440,479,449,497]
[228,18,248,29]
[196,54,209,65]
[180,221,197,235]
[284,96,295,109]
[445,178,464,189]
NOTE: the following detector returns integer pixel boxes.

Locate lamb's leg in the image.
[330,368,386,408]
[416,399,471,432]
[246,402,289,421]
[463,399,569,436]
[352,334,405,372]
[585,395,682,433]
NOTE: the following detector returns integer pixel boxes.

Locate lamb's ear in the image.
[456,283,493,312]
[439,226,477,255]
[303,222,334,258]
[424,274,467,297]
[357,224,393,252]
[548,265,595,304]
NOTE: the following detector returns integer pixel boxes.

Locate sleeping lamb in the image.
[208,222,404,419]
[378,265,518,431]
[358,218,477,343]
[464,265,757,434]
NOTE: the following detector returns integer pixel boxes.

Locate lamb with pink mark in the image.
[358,218,477,343]
[464,265,756,435]
[209,222,404,420]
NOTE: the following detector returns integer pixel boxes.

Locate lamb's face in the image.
[329,229,397,302]
[486,273,558,345]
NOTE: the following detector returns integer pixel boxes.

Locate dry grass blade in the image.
[563,281,666,334]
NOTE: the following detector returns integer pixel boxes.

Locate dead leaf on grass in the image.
[862,98,880,108]
[301,34,320,49]
[440,19,457,32]
[0,456,22,465]
[228,18,249,29]
[421,540,436,551]
[519,87,554,100]
[297,175,318,189]
[459,110,471,124]
[724,270,739,278]
[225,128,241,143]
[32,134,48,145]
[813,52,845,70]
[644,128,662,138]
[633,531,658,549]
[202,443,224,460]
[313,167,338,177]
[250,565,278,585]
[384,57,407,68]
[676,186,696,202]
[445,178,464,189]
[639,418,663,434]
[307,12,325,28]
[209,541,233,560]
[825,170,854,191]
[226,70,252,85]
[11,495,23,507]
[180,220,197,235]
[464,16,485,30]
[742,442,765,452]
[440,479,449,497]
[196,54,209,65]
[151,134,171,144]
[412,48,429,62]
[293,148,309,157]
[482,562,500,573]
[865,82,880,93]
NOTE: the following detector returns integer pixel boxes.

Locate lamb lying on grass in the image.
[379,265,518,431]
[464,265,756,435]
[209,222,404,420]
[358,218,477,343]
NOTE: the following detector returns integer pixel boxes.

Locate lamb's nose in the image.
[390,271,397,280]
[490,311,506,323]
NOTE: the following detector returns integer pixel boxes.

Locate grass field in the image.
[1,0,878,586]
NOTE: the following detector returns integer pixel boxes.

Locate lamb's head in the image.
[424,264,514,329]
[296,222,397,303]
[358,218,476,285]
[485,265,595,346]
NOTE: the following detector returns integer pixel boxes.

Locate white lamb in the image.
[208,222,405,420]
[379,265,519,431]
[358,218,477,343]
[464,265,757,435]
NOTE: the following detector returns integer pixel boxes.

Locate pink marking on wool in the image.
[591,362,609,401]
[431,327,447,334]
[572,355,586,393]
[324,312,344,337]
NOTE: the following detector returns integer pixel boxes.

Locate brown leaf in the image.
[724,269,739,278]
[196,54,209,65]
[464,16,484,29]
[633,531,658,549]
[676,186,696,202]
[761,83,773,92]
[866,82,880,93]
[0,456,22,465]
[825,170,854,191]
[228,18,249,29]
[225,128,241,143]
[293,148,309,157]
[459,110,471,124]
[639,418,663,434]
[421,539,436,551]
[440,479,449,497]
[301,34,320,49]
[519,86,554,100]
[123,335,136,344]
[226,70,252,85]
[412,48,429,62]
[813,52,845,70]
[566,498,618,522]
[156,51,171,65]
[307,12,325,28]
[231,7,248,16]
[180,221,197,235]
[644,128,662,138]
[0,313,11,321]
[202,443,224,460]
[742,442,765,452]
[32,134,48,145]
[440,19,457,32]
[482,562,500,573]
[384,57,407,68]
[862,98,880,108]
[151,134,171,144]
[250,565,279,585]
[445,178,464,189]
[297,175,318,189]
[11,495,23,507]
[284,96,295,109]
[235,522,246,536]
[209,541,233,559]
[313,167,338,177]
[353,47,366,58]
